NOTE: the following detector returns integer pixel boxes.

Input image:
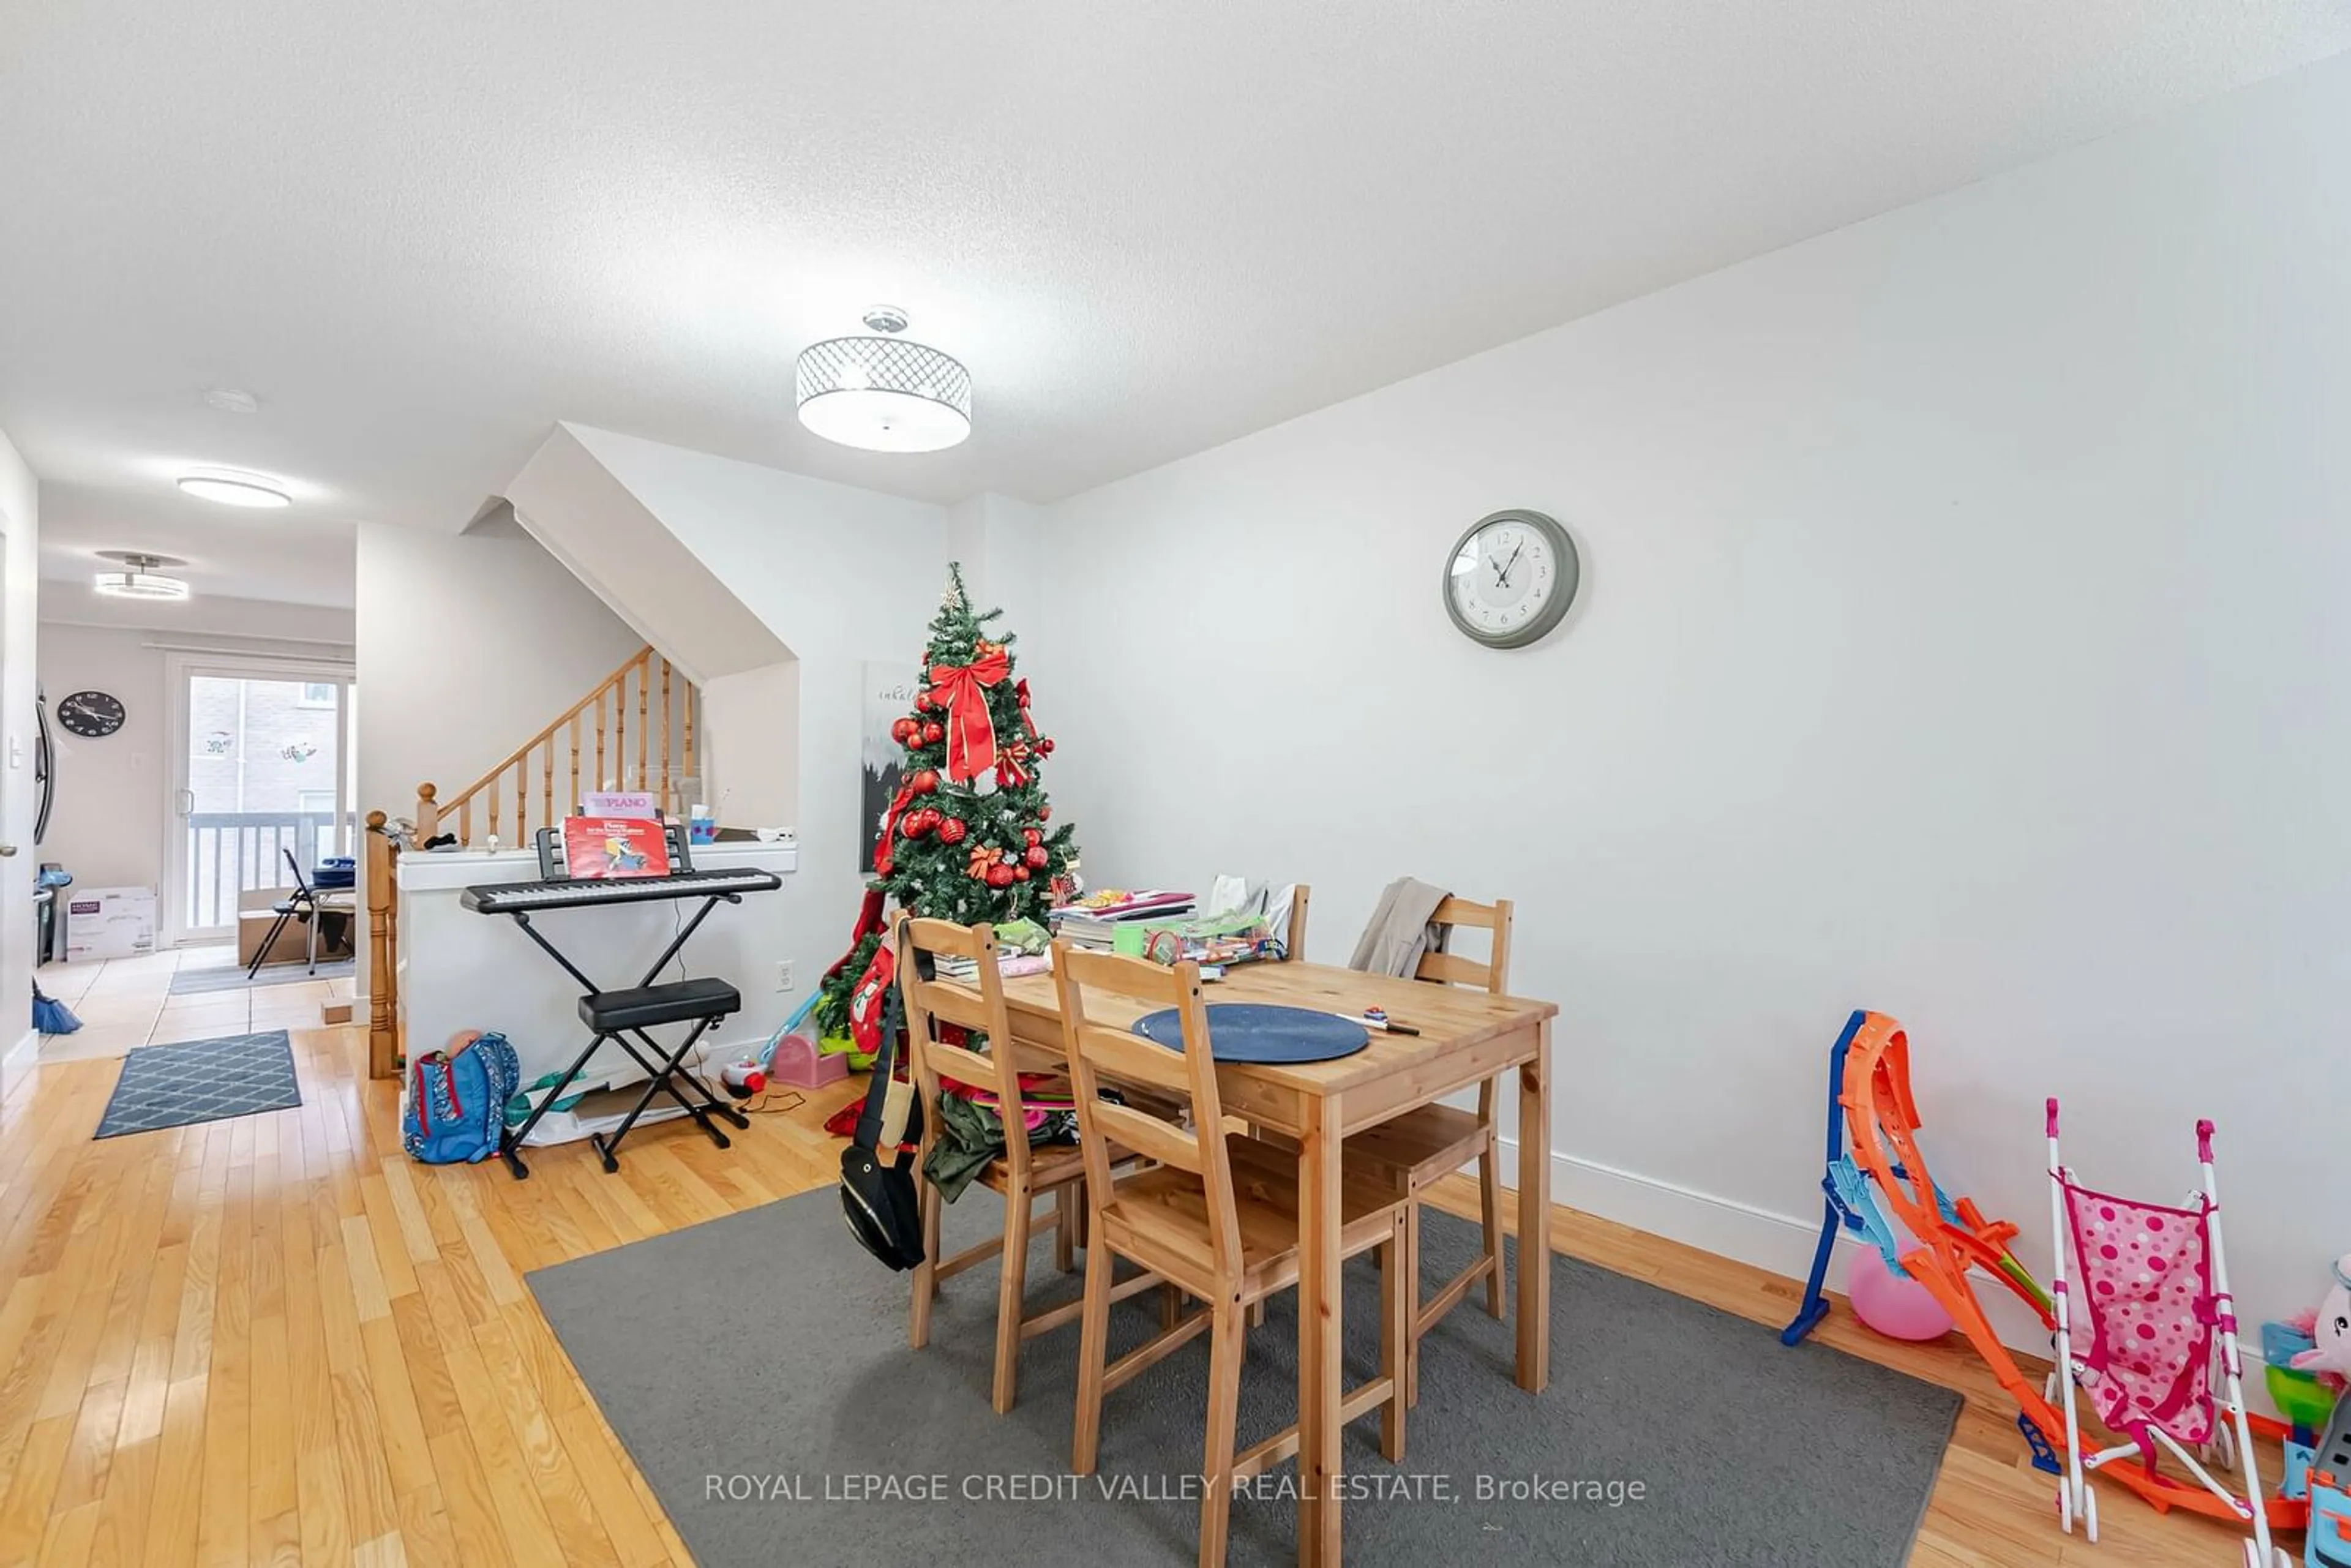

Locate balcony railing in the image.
[184,809,351,932]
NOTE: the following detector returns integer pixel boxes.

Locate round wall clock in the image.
[57,691,127,738]
[1442,509,1580,649]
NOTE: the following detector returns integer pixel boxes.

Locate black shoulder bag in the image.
[838,982,928,1271]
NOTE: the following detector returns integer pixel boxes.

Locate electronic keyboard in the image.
[462,866,781,915]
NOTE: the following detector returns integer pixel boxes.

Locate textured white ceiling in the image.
[4,3,2348,608]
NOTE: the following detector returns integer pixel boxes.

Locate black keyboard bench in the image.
[582,978,741,1033]
[466,825,779,1179]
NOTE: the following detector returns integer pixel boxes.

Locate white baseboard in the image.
[2,1028,39,1089]
[1494,1135,2293,1419]
[1496,1134,2052,1356]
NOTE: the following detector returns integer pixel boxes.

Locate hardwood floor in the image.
[0,1021,2261,1566]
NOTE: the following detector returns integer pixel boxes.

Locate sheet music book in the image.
[563,816,672,880]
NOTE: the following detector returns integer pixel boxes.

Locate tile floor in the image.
[34,943,354,1060]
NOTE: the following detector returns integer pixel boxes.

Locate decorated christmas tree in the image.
[814,564,1077,1036]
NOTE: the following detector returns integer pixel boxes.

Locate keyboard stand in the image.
[486,828,754,1179]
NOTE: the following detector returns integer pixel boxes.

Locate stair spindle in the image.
[660,658,674,816]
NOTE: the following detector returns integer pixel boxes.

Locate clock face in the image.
[57,690,127,738]
[1443,510,1580,648]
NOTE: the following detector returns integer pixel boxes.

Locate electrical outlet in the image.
[776,959,794,993]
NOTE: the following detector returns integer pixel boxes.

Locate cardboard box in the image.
[64,886,157,961]
[237,887,356,969]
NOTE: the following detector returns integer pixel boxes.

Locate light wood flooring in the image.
[0,1019,2263,1566]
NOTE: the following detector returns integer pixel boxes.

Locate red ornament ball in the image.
[1038,805,1052,821]
[937,817,967,845]
[911,769,939,794]
[921,721,944,745]
[916,807,942,831]
[1038,737,1055,756]
[1025,845,1049,868]
[913,689,934,710]
[899,814,924,839]
[1022,827,1043,846]
[985,864,1016,888]
[1013,866,1030,881]
[890,717,917,743]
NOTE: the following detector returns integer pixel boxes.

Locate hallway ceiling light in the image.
[795,307,971,453]
[94,551,192,601]
[177,472,291,508]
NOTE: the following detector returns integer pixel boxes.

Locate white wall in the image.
[0,428,40,1082]
[564,425,947,1027]
[39,585,356,645]
[354,521,648,831]
[1029,51,2351,1335]
[506,424,789,686]
[353,521,649,990]
[33,620,354,895]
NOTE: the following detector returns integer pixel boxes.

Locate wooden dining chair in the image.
[1055,943,1408,1568]
[899,915,1097,1414]
[1345,894,1513,1408]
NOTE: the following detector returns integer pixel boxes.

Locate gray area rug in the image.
[528,1189,1960,1567]
[94,1030,302,1138]
[169,958,354,994]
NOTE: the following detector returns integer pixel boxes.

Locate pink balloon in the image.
[1847,1246,1956,1341]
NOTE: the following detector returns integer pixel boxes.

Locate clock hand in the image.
[1496,542,1524,587]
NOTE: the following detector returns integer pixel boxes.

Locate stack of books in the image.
[930,950,1054,980]
[1049,888,1196,948]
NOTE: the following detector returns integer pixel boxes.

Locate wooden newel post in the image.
[365,811,401,1079]
[414,782,440,847]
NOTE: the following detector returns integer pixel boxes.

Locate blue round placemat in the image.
[1131,1003,1370,1064]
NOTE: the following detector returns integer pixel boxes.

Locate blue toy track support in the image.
[1781,1009,1869,1347]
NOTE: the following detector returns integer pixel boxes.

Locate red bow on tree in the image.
[928,641,1011,783]
[1014,678,1039,738]
[994,740,1034,789]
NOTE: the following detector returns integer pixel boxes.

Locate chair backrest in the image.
[1051,942,1243,1277]
[894,915,1032,1178]
[1285,883,1312,961]
[1412,895,1513,995]
[282,846,315,898]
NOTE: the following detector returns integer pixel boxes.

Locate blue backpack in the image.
[402,1031,520,1165]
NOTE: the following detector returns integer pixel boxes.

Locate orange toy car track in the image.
[1790,1010,2308,1535]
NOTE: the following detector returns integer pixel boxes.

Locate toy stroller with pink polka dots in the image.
[2046,1099,2290,1566]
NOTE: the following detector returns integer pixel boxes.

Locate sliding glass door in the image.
[163,653,357,946]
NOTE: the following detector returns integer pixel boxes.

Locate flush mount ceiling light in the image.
[94,551,192,601]
[795,306,972,453]
[176,472,290,508]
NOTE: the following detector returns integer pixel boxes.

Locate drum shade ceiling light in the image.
[795,307,971,453]
[94,551,192,601]
[178,473,291,507]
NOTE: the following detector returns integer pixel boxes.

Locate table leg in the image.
[1515,1019,1551,1392]
[1297,1093,1344,1566]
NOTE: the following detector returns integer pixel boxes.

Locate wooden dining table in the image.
[999,958,1558,1567]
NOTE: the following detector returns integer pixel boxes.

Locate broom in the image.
[31,978,80,1035]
